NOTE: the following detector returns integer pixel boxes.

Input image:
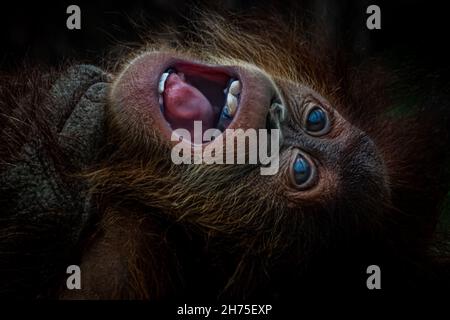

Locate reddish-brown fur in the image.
[1,11,449,300]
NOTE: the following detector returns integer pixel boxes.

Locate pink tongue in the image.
[163,73,215,138]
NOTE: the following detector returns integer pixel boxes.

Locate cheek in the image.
[111,54,158,113]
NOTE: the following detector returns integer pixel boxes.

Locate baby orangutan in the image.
[0,13,449,300]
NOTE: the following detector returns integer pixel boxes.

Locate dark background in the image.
[0,0,449,75]
[0,0,450,303]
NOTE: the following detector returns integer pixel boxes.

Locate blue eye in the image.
[305,106,328,133]
[292,153,313,186]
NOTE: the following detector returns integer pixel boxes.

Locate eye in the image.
[303,104,330,135]
[290,150,316,188]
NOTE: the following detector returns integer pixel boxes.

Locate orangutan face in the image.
[109,51,388,221]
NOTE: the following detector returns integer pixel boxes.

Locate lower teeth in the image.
[217,105,234,132]
[216,79,240,131]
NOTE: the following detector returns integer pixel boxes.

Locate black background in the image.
[0,0,449,76]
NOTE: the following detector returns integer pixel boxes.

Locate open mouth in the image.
[110,52,285,148]
[157,61,241,141]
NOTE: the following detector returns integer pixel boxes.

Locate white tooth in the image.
[226,93,238,116]
[229,80,241,96]
[158,72,170,94]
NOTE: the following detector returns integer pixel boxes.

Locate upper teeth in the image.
[224,80,241,117]
[229,80,241,96]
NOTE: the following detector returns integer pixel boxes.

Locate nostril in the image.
[266,113,274,131]
[266,99,286,149]
[266,100,286,131]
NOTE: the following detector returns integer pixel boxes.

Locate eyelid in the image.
[288,148,318,190]
[301,100,332,136]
